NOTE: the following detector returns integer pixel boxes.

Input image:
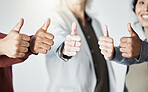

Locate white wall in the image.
[0,0,141,92]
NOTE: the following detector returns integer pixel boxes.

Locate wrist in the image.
[29,36,38,55]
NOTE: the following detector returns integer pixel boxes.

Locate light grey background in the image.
[0,0,142,92]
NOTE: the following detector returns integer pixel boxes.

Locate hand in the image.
[30,18,54,54]
[98,25,114,60]
[120,23,141,58]
[0,18,30,58]
[62,22,81,56]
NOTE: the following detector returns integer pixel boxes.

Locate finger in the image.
[104,25,109,37]
[15,52,25,58]
[39,43,51,51]
[37,48,47,54]
[20,34,30,41]
[101,50,112,58]
[120,37,128,43]
[99,45,113,53]
[71,22,77,35]
[75,41,81,47]
[65,40,81,47]
[122,52,131,58]
[18,47,28,53]
[99,36,113,42]
[119,43,128,48]
[42,37,54,46]
[66,35,81,41]
[101,50,108,55]
[63,51,77,56]
[20,41,30,47]
[65,40,75,46]
[45,32,54,40]
[41,18,51,31]
[12,18,24,33]
[120,47,128,53]
[127,23,137,37]
[98,41,113,47]
[64,46,80,52]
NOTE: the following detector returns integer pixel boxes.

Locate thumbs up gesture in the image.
[62,22,81,56]
[98,25,114,60]
[30,18,54,54]
[0,18,30,58]
[120,23,141,58]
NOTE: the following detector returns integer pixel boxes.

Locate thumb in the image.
[127,23,137,37]
[71,22,77,35]
[41,18,51,31]
[12,18,24,33]
[104,25,109,37]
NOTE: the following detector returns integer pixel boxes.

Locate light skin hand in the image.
[30,18,54,54]
[98,25,114,60]
[0,18,30,58]
[120,23,141,58]
[62,22,81,56]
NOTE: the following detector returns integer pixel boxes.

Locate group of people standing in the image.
[0,0,148,92]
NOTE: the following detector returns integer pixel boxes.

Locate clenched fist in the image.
[0,18,30,58]
[30,18,54,54]
[120,23,141,58]
[62,22,81,56]
[98,25,114,60]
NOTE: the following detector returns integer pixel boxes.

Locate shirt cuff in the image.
[57,42,72,62]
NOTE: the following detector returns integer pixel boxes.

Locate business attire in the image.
[46,7,116,92]
[0,33,32,92]
[112,32,148,92]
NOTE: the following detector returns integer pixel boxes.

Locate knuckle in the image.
[50,34,54,39]
[51,41,54,45]
[38,31,44,36]
[14,33,20,39]
[129,53,132,58]
[26,42,30,47]
[36,37,41,41]
[128,38,132,43]
[78,36,82,41]
[101,50,104,54]
[25,48,28,52]
[43,50,47,54]
[73,52,77,56]
[48,46,51,50]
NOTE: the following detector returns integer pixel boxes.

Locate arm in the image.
[99,24,142,65]
[0,33,32,67]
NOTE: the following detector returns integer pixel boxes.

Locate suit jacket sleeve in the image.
[0,33,32,67]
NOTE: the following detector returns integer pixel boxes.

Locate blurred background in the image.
[0,0,144,92]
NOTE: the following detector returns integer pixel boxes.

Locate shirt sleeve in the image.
[0,33,32,67]
[112,46,138,65]
[135,41,148,63]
